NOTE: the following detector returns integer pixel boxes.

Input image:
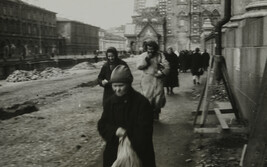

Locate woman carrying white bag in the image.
[98,65,156,167]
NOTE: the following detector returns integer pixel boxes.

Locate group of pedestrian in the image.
[96,40,210,167]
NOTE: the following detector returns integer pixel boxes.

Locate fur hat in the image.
[110,65,133,83]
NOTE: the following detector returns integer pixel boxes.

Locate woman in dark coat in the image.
[191,47,204,85]
[98,65,156,167]
[97,47,128,105]
[179,50,187,72]
[164,47,180,95]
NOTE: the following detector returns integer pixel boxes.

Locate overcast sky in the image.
[23,0,134,29]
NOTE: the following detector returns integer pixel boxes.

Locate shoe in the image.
[193,79,196,85]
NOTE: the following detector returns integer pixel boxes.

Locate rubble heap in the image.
[211,83,229,101]
[6,67,66,82]
[191,83,229,102]
[69,62,96,71]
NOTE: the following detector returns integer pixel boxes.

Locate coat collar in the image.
[111,87,134,104]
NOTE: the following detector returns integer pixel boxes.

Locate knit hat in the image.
[110,65,133,83]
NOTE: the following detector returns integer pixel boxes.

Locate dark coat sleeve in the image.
[97,102,119,142]
[97,64,108,87]
[130,96,155,167]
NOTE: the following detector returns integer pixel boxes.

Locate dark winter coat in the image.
[137,52,170,110]
[191,52,204,76]
[164,52,180,87]
[97,58,128,105]
[202,52,210,70]
[179,51,187,71]
[98,87,156,167]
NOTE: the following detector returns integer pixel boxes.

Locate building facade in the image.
[106,25,126,38]
[125,7,166,53]
[56,17,99,55]
[99,29,127,52]
[0,0,58,61]
[204,0,267,123]
[128,0,223,52]
[165,0,223,51]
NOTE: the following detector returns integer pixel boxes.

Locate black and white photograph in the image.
[0,0,267,166]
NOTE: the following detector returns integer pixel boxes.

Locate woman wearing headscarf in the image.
[97,47,129,105]
[163,46,180,95]
[98,65,156,167]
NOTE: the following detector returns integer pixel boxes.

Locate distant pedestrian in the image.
[94,50,99,63]
[179,50,187,72]
[202,49,210,71]
[191,48,204,85]
[137,40,170,120]
[163,46,180,95]
[97,47,129,105]
[3,42,10,60]
[21,44,28,60]
[98,65,156,167]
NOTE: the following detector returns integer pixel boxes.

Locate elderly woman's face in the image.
[112,83,129,97]
[107,52,115,63]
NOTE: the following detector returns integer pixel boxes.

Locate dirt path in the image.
[0,56,244,167]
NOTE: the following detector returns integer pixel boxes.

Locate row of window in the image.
[176,0,220,4]
[0,3,56,25]
[72,36,99,44]
[70,23,98,36]
[0,20,56,37]
[166,15,220,34]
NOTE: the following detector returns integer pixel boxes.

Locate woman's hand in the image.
[116,127,126,137]
[102,79,109,86]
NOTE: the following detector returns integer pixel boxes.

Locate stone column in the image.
[200,18,214,52]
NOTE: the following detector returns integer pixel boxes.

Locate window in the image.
[177,0,187,4]
[28,25,31,34]
[179,20,185,26]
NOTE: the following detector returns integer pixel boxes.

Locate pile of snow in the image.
[6,67,66,82]
[69,62,96,71]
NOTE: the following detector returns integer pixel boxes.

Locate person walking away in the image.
[163,46,180,95]
[202,49,210,71]
[137,40,170,120]
[191,48,204,85]
[98,65,156,167]
[94,50,99,63]
[179,50,187,72]
[97,47,129,106]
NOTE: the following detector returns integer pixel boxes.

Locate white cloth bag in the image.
[111,136,142,167]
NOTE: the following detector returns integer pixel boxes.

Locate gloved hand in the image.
[116,127,126,137]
